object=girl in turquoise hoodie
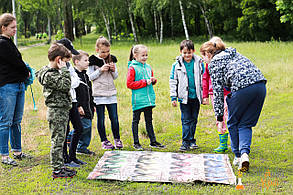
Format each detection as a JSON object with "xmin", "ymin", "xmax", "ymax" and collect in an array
[{"xmin": 127, "ymin": 44, "xmax": 165, "ymax": 150}]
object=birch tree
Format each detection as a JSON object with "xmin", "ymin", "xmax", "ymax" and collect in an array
[
  {"xmin": 126, "ymin": 0, "xmax": 138, "ymax": 43},
  {"xmin": 179, "ymin": 0, "xmax": 189, "ymax": 40}
]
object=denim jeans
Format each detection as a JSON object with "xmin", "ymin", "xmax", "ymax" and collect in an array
[
  {"xmin": 179, "ymin": 98, "xmax": 200, "ymax": 147},
  {"xmin": 132, "ymin": 106, "xmax": 156, "ymax": 144},
  {"xmin": 227, "ymin": 82, "xmax": 266, "ymax": 157},
  {"xmin": 69, "ymin": 118, "xmax": 92, "ymax": 151},
  {"xmin": 0, "ymin": 83, "xmax": 25, "ymax": 155},
  {"xmin": 95, "ymin": 103, "xmax": 120, "ymax": 142}
]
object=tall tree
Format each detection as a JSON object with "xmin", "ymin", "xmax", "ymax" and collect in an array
[
  {"xmin": 63, "ymin": 0, "xmax": 74, "ymax": 41},
  {"xmin": 179, "ymin": 0, "xmax": 189, "ymax": 40},
  {"xmin": 126, "ymin": 0, "xmax": 138, "ymax": 43}
]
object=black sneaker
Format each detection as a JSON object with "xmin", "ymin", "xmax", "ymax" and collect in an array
[
  {"xmin": 133, "ymin": 143, "xmax": 143, "ymax": 151},
  {"xmin": 13, "ymin": 153, "xmax": 33, "ymax": 160},
  {"xmin": 73, "ymin": 158, "xmax": 87, "ymax": 165},
  {"xmin": 179, "ymin": 145, "xmax": 190, "ymax": 151},
  {"xmin": 150, "ymin": 141, "xmax": 165, "ymax": 148},
  {"xmin": 77, "ymin": 149, "xmax": 96, "ymax": 156},
  {"xmin": 52, "ymin": 167, "xmax": 76, "ymax": 179}
]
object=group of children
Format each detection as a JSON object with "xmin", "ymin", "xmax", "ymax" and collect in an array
[{"xmin": 36, "ymin": 36, "xmax": 232, "ymax": 179}]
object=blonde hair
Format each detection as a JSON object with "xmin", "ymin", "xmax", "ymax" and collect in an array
[
  {"xmin": 200, "ymin": 36, "xmax": 226, "ymax": 56},
  {"xmin": 0, "ymin": 13, "xmax": 16, "ymax": 34},
  {"xmin": 129, "ymin": 44, "xmax": 148, "ymax": 61},
  {"xmin": 72, "ymin": 50, "xmax": 89, "ymax": 64},
  {"xmin": 95, "ymin": 36, "xmax": 110, "ymax": 49}
]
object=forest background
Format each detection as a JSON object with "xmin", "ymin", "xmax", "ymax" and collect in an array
[{"xmin": 1, "ymin": 0, "xmax": 293, "ymax": 44}]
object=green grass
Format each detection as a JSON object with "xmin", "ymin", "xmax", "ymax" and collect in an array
[{"xmin": 0, "ymin": 33, "xmax": 292, "ymax": 194}]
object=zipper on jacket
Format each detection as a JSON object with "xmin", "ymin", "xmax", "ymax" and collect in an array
[{"xmin": 83, "ymin": 74, "xmax": 93, "ymax": 118}]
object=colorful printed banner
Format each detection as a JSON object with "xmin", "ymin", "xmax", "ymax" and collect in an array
[{"xmin": 88, "ymin": 150, "xmax": 236, "ymax": 185}]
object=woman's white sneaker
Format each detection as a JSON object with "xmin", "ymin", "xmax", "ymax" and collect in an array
[{"xmin": 239, "ymin": 153, "xmax": 249, "ymax": 172}]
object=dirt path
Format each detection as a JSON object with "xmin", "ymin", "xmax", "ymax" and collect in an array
[{"xmin": 19, "ymin": 42, "xmax": 47, "ymax": 51}]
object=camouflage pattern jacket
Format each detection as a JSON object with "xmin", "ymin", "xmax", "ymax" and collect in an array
[{"xmin": 36, "ymin": 66, "xmax": 72, "ymax": 110}]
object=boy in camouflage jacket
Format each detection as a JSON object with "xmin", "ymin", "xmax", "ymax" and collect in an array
[{"xmin": 36, "ymin": 43, "xmax": 76, "ymax": 179}]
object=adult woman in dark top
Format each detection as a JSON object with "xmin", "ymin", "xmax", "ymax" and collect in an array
[
  {"xmin": 200, "ymin": 37, "xmax": 266, "ymax": 172},
  {"xmin": 0, "ymin": 13, "xmax": 30, "ymax": 166}
]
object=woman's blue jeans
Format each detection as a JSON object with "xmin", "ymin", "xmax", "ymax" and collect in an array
[{"xmin": 0, "ymin": 83, "xmax": 25, "ymax": 156}]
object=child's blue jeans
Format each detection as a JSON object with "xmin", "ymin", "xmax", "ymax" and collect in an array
[
  {"xmin": 179, "ymin": 98, "xmax": 200, "ymax": 147},
  {"xmin": 227, "ymin": 81, "xmax": 266, "ymax": 157},
  {"xmin": 69, "ymin": 118, "xmax": 92, "ymax": 151}
]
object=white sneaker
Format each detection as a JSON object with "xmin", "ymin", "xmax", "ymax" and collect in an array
[
  {"xmin": 239, "ymin": 153, "xmax": 249, "ymax": 172},
  {"xmin": 233, "ymin": 156, "xmax": 241, "ymax": 166}
]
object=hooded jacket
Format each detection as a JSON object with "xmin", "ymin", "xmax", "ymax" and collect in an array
[
  {"xmin": 127, "ymin": 60, "xmax": 156, "ymax": 111},
  {"xmin": 75, "ymin": 68, "xmax": 95, "ymax": 119},
  {"xmin": 36, "ymin": 66, "xmax": 72, "ymax": 110},
  {"xmin": 0, "ymin": 35, "xmax": 29, "ymax": 87},
  {"xmin": 169, "ymin": 54, "xmax": 204, "ymax": 104},
  {"xmin": 208, "ymin": 47, "xmax": 266, "ymax": 118}
]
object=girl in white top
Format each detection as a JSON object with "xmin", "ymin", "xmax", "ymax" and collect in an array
[{"xmin": 87, "ymin": 36, "xmax": 123, "ymax": 150}]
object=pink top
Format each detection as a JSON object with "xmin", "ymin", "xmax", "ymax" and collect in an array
[{"xmin": 202, "ymin": 63, "xmax": 230, "ymax": 98}]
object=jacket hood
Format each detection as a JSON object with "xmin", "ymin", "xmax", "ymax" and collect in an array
[
  {"xmin": 36, "ymin": 66, "xmax": 50, "ymax": 85},
  {"xmin": 212, "ymin": 47, "xmax": 236, "ymax": 62}
]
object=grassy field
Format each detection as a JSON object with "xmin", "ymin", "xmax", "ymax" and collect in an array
[{"xmin": 0, "ymin": 33, "xmax": 292, "ymax": 194}]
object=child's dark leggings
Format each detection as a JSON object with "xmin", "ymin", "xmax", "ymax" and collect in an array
[
  {"xmin": 63, "ymin": 102, "xmax": 83, "ymax": 162},
  {"xmin": 132, "ymin": 106, "xmax": 156, "ymax": 144}
]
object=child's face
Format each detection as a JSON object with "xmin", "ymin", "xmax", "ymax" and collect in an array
[
  {"xmin": 134, "ymin": 48, "xmax": 148, "ymax": 64},
  {"xmin": 201, "ymin": 52, "xmax": 212, "ymax": 64},
  {"xmin": 75, "ymin": 55, "xmax": 89, "ymax": 71},
  {"xmin": 96, "ymin": 45, "xmax": 110, "ymax": 60},
  {"xmin": 180, "ymin": 47, "xmax": 194, "ymax": 63}
]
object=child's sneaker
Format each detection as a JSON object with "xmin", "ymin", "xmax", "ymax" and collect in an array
[
  {"xmin": 239, "ymin": 153, "xmax": 249, "ymax": 172},
  {"xmin": 102, "ymin": 140, "xmax": 115, "ymax": 150},
  {"xmin": 114, "ymin": 139, "xmax": 123, "ymax": 149},
  {"xmin": 77, "ymin": 149, "xmax": 96, "ymax": 156},
  {"xmin": 150, "ymin": 141, "xmax": 165, "ymax": 148},
  {"xmin": 13, "ymin": 153, "xmax": 33, "ymax": 160},
  {"xmin": 73, "ymin": 158, "xmax": 87, "ymax": 165},
  {"xmin": 179, "ymin": 144, "xmax": 190, "ymax": 152},
  {"xmin": 190, "ymin": 143, "xmax": 199, "ymax": 149},
  {"xmin": 52, "ymin": 167, "xmax": 76, "ymax": 179},
  {"xmin": 64, "ymin": 161, "xmax": 80, "ymax": 168},
  {"xmin": 1, "ymin": 157, "xmax": 18, "ymax": 166},
  {"xmin": 233, "ymin": 156, "xmax": 241, "ymax": 166},
  {"xmin": 133, "ymin": 143, "xmax": 143, "ymax": 151}
]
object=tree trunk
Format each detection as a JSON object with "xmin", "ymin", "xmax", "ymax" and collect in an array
[
  {"xmin": 101, "ymin": 9, "xmax": 112, "ymax": 43},
  {"xmin": 198, "ymin": 2, "xmax": 213, "ymax": 38},
  {"xmin": 112, "ymin": 10, "xmax": 117, "ymax": 37},
  {"xmin": 159, "ymin": 11, "xmax": 163, "ymax": 44},
  {"xmin": 86, "ymin": 24, "xmax": 91, "ymax": 34},
  {"xmin": 154, "ymin": 10, "xmax": 159, "ymax": 41},
  {"xmin": 47, "ymin": 16, "xmax": 51, "ymax": 43},
  {"xmin": 63, "ymin": 0, "xmax": 74, "ymax": 41},
  {"xmin": 170, "ymin": 7, "xmax": 174, "ymax": 39},
  {"xmin": 127, "ymin": 0, "xmax": 138, "ymax": 43},
  {"xmin": 179, "ymin": 0, "xmax": 189, "ymax": 40}
]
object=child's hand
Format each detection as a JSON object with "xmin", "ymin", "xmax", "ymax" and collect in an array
[
  {"xmin": 146, "ymin": 79, "xmax": 152, "ymax": 85},
  {"xmin": 202, "ymin": 98, "xmax": 209, "ymax": 105},
  {"xmin": 171, "ymin": 100, "xmax": 177, "ymax": 107},
  {"xmin": 57, "ymin": 59, "xmax": 66, "ymax": 69},
  {"xmin": 150, "ymin": 77, "xmax": 157, "ymax": 85},
  {"xmin": 78, "ymin": 106, "xmax": 85, "ymax": 116},
  {"xmin": 100, "ymin": 64, "xmax": 110, "ymax": 72},
  {"xmin": 109, "ymin": 62, "xmax": 115, "ymax": 72}
]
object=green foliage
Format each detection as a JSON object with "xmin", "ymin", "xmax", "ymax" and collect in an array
[
  {"xmin": 276, "ymin": 0, "xmax": 293, "ymax": 24},
  {"xmin": 54, "ymin": 30, "xmax": 64, "ymax": 40}
]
